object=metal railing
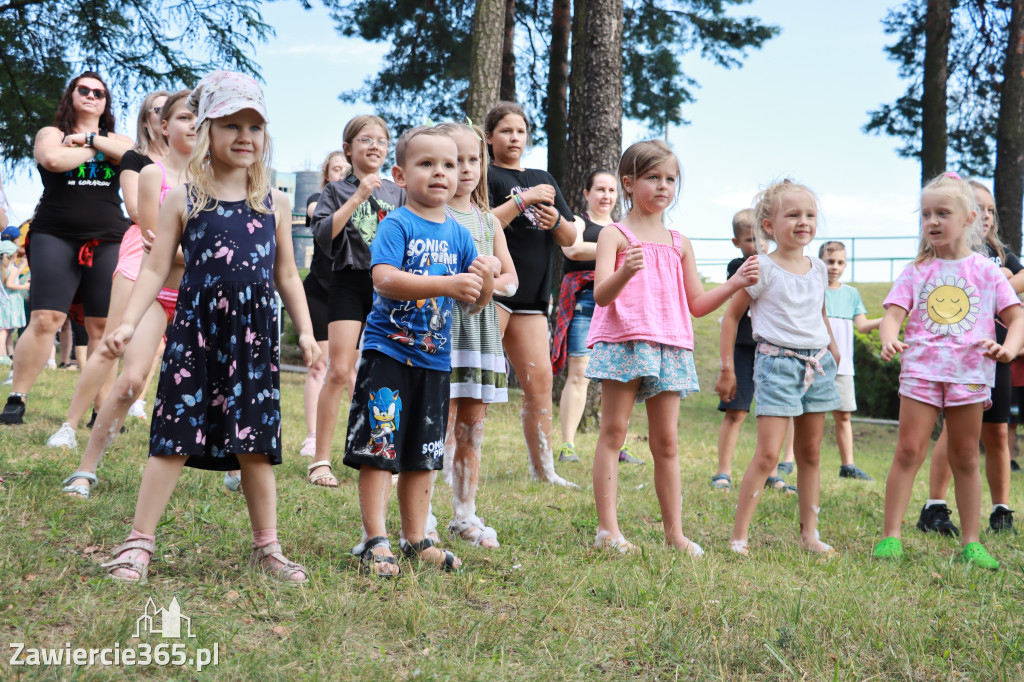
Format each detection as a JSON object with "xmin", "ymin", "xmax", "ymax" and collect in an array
[{"xmin": 690, "ymin": 234, "xmax": 920, "ymax": 282}]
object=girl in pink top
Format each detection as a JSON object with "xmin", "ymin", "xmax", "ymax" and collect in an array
[
  {"xmin": 586, "ymin": 140, "xmax": 758, "ymax": 555},
  {"xmin": 874, "ymin": 172, "xmax": 1023, "ymax": 570}
]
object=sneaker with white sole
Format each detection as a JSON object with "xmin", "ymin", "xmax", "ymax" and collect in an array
[
  {"xmin": 47, "ymin": 422, "xmax": 78, "ymax": 449},
  {"xmin": 127, "ymin": 399, "xmax": 148, "ymax": 419},
  {"xmin": 299, "ymin": 435, "xmax": 316, "ymax": 457}
]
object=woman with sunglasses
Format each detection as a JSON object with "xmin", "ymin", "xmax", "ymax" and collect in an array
[{"xmin": 0, "ymin": 71, "xmax": 132, "ymax": 425}]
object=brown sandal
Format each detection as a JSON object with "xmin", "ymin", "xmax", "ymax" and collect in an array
[{"xmin": 249, "ymin": 543, "xmax": 308, "ymax": 584}]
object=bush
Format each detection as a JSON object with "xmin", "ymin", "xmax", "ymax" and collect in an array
[{"xmin": 852, "ymin": 329, "xmax": 901, "ymax": 420}]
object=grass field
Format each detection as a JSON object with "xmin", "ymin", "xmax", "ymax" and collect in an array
[{"xmin": 3, "ymin": 283, "xmax": 1024, "ymax": 680}]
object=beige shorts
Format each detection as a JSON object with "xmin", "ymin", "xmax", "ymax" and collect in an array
[{"xmin": 835, "ymin": 374, "xmax": 857, "ymax": 413}]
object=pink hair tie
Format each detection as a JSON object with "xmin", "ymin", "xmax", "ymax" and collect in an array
[{"xmin": 943, "ymin": 171, "xmax": 962, "ymax": 180}]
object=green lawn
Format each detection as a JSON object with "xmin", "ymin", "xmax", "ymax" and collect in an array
[{"xmin": 3, "ymin": 283, "xmax": 1024, "ymax": 680}]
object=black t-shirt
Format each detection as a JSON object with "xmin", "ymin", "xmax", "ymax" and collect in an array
[
  {"xmin": 985, "ymin": 243, "xmax": 1022, "ymax": 343},
  {"xmin": 119, "ymin": 149, "xmax": 153, "ymax": 174},
  {"xmin": 562, "ymin": 215, "xmax": 605, "ymax": 275},
  {"xmin": 304, "ymin": 192, "xmax": 333, "ymax": 291},
  {"xmin": 727, "ymin": 256, "xmax": 755, "ymax": 347},
  {"xmin": 32, "ymin": 149, "xmax": 130, "ymax": 241},
  {"xmin": 487, "ymin": 165, "xmax": 573, "ymax": 308}
]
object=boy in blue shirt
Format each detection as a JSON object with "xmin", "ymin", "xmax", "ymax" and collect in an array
[{"xmin": 343, "ymin": 126, "xmax": 493, "ymax": 576}]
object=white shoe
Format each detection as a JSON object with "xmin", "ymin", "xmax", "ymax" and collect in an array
[
  {"xmin": 299, "ymin": 435, "xmax": 316, "ymax": 457},
  {"xmin": 127, "ymin": 399, "xmax": 147, "ymax": 419},
  {"xmin": 47, "ymin": 422, "xmax": 78, "ymax": 449}
]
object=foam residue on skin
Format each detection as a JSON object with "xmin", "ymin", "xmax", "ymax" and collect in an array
[{"xmin": 497, "ymin": 283, "xmax": 518, "ymax": 297}]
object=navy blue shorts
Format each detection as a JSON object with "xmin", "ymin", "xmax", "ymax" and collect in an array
[{"xmin": 718, "ymin": 344, "xmax": 755, "ymax": 413}]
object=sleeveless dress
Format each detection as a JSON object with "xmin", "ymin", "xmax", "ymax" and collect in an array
[
  {"xmin": 445, "ymin": 205, "xmax": 507, "ymax": 402},
  {"xmin": 0, "ymin": 264, "xmax": 26, "ymax": 329},
  {"xmin": 150, "ymin": 194, "xmax": 281, "ymax": 470}
]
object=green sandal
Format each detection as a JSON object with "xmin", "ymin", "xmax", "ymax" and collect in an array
[
  {"xmin": 872, "ymin": 536, "xmax": 903, "ymax": 559},
  {"xmin": 962, "ymin": 542, "xmax": 999, "ymax": 570}
]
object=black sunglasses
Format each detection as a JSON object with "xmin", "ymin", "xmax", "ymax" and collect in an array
[{"xmin": 76, "ymin": 85, "xmax": 107, "ymax": 99}]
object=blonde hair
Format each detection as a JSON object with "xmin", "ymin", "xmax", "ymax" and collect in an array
[
  {"xmin": 914, "ymin": 172, "xmax": 982, "ymax": 265},
  {"xmin": 818, "ymin": 240, "xmax": 845, "ymax": 258},
  {"xmin": 435, "ymin": 121, "xmax": 490, "ymax": 208},
  {"xmin": 617, "ymin": 140, "xmax": 679, "ymax": 214},
  {"xmin": 732, "ymin": 208, "xmax": 753, "ymax": 238},
  {"xmin": 132, "ymin": 90, "xmax": 170, "ymax": 156},
  {"xmin": 319, "ymin": 151, "xmax": 347, "ymax": 189},
  {"xmin": 394, "ymin": 125, "xmax": 454, "ymax": 167},
  {"xmin": 186, "ymin": 119, "xmax": 273, "ymax": 219},
  {"xmin": 342, "ymin": 115, "xmax": 390, "ymax": 166},
  {"xmin": 968, "ymin": 179, "xmax": 1004, "ymax": 262},
  {"xmin": 750, "ymin": 179, "xmax": 819, "ymax": 255}
]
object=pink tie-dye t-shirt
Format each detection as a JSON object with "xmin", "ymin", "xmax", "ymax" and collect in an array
[{"xmin": 883, "ymin": 253, "xmax": 1020, "ymax": 386}]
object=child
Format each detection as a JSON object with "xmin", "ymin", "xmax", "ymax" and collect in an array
[
  {"xmin": 587, "ymin": 140, "xmax": 757, "ymax": 555},
  {"xmin": 0, "ymin": 241, "xmax": 26, "ymax": 361},
  {"xmin": 101, "ymin": 71, "xmax": 319, "ymax": 583},
  {"xmin": 343, "ymin": 125, "xmax": 493, "ymax": 576},
  {"xmin": 718, "ymin": 179, "xmax": 841, "ymax": 557},
  {"xmin": 917, "ymin": 179, "xmax": 1024, "ymax": 535},
  {"xmin": 309, "ymin": 115, "xmax": 404, "ymax": 489},
  {"xmin": 59, "ymin": 89, "xmax": 195, "ymax": 499},
  {"xmin": 433, "ymin": 121, "xmax": 517, "ymax": 548},
  {"xmin": 485, "ymin": 101, "xmax": 577, "ymax": 487},
  {"xmin": 819, "ymin": 240, "xmax": 881, "ymax": 481},
  {"xmin": 873, "ymin": 172, "xmax": 1023, "ymax": 570}
]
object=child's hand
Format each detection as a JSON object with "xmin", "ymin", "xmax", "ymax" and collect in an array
[
  {"xmin": 880, "ymin": 339, "xmax": 908, "ymax": 361},
  {"xmin": 105, "ymin": 324, "xmax": 136, "ymax": 357},
  {"xmin": 482, "ymin": 255, "xmax": 502, "ymax": 277},
  {"xmin": 522, "ymin": 184, "xmax": 555, "ymax": 206},
  {"xmin": 621, "ymin": 244, "xmax": 644, "ymax": 277},
  {"xmin": 468, "ymin": 256, "xmax": 494, "ymax": 283},
  {"xmin": 448, "ymin": 272, "xmax": 484, "ymax": 302},
  {"xmin": 980, "ymin": 338, "xmax": 1013, "ymax": 362},
  {"xmin": 715, "ymin": 369, "xmax": 737, "ymax": 402},
  {"xmin": 355, "ymin": 174, "xmax": 382, "ymax": 202},
  {"xmin": 535, "ymin": 204, "xmax": 562, "ymax": 230},
  {"xmin": 141, "ymin": 228, "xmax": 156, "ymax": 254},
  {"xmin": 736, "ymin": 255, "xmax": 759, "ymax": 286},
  {"xmin": 299, "ymin": 332, "xmax": 320, "ymax": 368}
]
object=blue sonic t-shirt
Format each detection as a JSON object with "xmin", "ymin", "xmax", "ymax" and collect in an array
[{"xmin": 364, "ymin": 206, "xmax": 479, "ymax": 371}]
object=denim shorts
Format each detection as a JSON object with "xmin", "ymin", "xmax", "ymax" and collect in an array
[
  {"xmin": 586, "ymin": 340, "xmax": 699, "ymax": 402},
  {"xmin": 567, "ymin": 288, "xmax": 595, "ymax": 357},
  {"xmin": 754, "ymin": 347, "xmax": 841, "ymax": 417}
]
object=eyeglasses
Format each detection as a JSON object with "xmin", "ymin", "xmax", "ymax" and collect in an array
[
  {"xmin": 76, "ymin": 85, "xmax": 107, "ymax": 99},
  {"xmin": 147, "ymin": 106, "xmax": 161, "ymax": 114},
  {"xmin": 354, "ymin": 137, "xmax": 389, "ymax": 149}
]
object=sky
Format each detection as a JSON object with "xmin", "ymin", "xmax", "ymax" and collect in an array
[{"xmin": 2, "ymin": 0, "xmax": 926, "ymax": 281}]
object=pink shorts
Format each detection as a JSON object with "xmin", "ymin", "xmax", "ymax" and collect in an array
[
  {"xmin": 116, "ymin": 224, "xmax": 178, "ymax": 322},
  {"xmin": 899, "ymin": 376, "xmax": 992, "ymax": 410}
]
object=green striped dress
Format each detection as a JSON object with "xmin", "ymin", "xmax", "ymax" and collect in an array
[{"xmin": 446, "ymin": 205, "xmax": 507, "ymax": 403}]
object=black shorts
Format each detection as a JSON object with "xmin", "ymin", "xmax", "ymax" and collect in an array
[
  {"xmin": 303, "ymin": 274, "xmax": 330, "ymax": 342},
  {"xmin": 984, "ymin": 361, "xmax": 1012, "ymax": 424},
  {"xmin": 329, "ymin": 267, "xmax": 374, "ymax": 324},
  {"xmin": 1011, "ymin": 387, "xmax": 1024, "ymax": 424},
  {"xmin": 343, "ymin": 350, "xmax": 449, "ymax": 473},
  {"xmin": 718, "ymin": 344, "xmax": 756, "ymax": 413},
  {"xmin": 28, "ymin": 232, "xmax": 120, "ymax": 317}
]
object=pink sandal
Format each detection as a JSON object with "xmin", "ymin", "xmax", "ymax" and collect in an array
[
  {"xmin": 100, "ymin": 539, "xmax": 155, "ymax": 584},
  {"xmin": 249, "ymin": 543, "xmax": 308, "ymax": 584}
]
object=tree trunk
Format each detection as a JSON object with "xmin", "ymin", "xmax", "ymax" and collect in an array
[
  {"xmin": 995, "ymin": 0, "xmax": 1024, "ymax": 255},
  {"xmin": 500, "ymin": 0, "xmax": 517, "ymax": 103},
  {"xmin": 564, "ymin": 0, "xmax": 621, "ymax": 210},
  {"xmin": 564, "ymin": 0, "xmax": 587, "ymax": 214},
  {"xmin": 467, "ymin": 0, "xmax": 506, "ymax": 123},
  {"xmin": 921, "ymin": 0, "xmax": 951, "ymax": 184},
  {"xmin": 546, "ymin": 0, "xmax": 571, "ymax": 190}
]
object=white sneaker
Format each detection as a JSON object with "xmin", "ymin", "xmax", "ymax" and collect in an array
[
  {"xmin": 47, "ymin": 422, "xmax": 78, "ymax": 449},
  {"xmin": 127, "ymin": 399, "xmax": 147, "ymax": 419},
  {"xmin": 299, "ymin": 435, "xmax": 316, "ymax": 457}
]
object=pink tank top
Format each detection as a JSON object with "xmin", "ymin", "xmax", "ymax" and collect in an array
[{"xmin": 586, "ymin": 223, "xmax": 694, "ymax": 350}]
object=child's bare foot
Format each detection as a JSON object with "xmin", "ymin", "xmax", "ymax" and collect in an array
[
  {"xmin": 671, "ymin": 536, "xmax": 704, "ymax": 557},
  {"xmin": 729, "ymin": 539, "xmax": 750, "ymax": 556},
  {"xmin": 449, "ymin": 516, "xmax": 500, "ymax": 548},
  {"xmin": 799, "ymin": 536, "xmax": 838, "ymax": 557},
  {"xmin": 595, "ymin": 529, "xmax": 635, "ymax": 553}
]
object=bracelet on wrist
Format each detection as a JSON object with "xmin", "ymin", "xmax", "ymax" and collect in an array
[
  {"xmin": 511, "ymin": 191, "xmax": 526, "ymax": 214},
  {"xmin": 87, "ymin": 133, "xmax": 95, "ymax": 147}
]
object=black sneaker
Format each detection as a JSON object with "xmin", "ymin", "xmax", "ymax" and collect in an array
[
  {"xmin": 85, "ymin": 410, "xmax": 98, "ymax": 429},
  {"xmin": 917, "ymin": 503, "xmax": 960, "ymax": 537},
  {"xmin": 839, "ymin": 464, "xmax": 874, "ymax": 481},
  {"xmin": 777, "ymin": 462, "xmax": 794, "ymax": 475},
  {"xmin": 1011, "ymin": 459, "xmax": 1021, "ymax": 473},
  {"xmin": 990, "ymin": 507, "xmax": 1016, "ymax": 533},
  {"xmin": 0, "ymin": 395, "xmax": 25, "ymax": 424}
]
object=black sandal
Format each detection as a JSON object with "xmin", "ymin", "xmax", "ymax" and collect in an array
[
  {"xmin": 359, "ymin": 536, "xmax": 400, "ymax": 578},
  {"xmin": 400, "ymin": 537, "xmax": 460, "ymax": 572}
]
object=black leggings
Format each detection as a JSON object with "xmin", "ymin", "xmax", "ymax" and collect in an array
[{"xmin": 28, "ymin": 232, "xmax": 120, "ymax": 318}]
